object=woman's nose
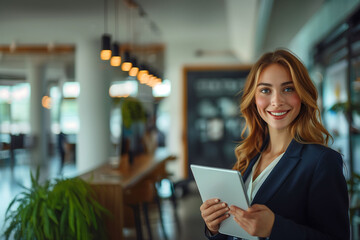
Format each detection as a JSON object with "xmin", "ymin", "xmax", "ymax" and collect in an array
[{"xmin": 271, "ymin": 92, "xmax": 284, "ymax": 106}]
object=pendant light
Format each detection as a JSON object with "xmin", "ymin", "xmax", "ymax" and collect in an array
[
  {"xmin": 110, "ymin": 42, "xmax": 121, "ymax": 66},
  {"xmin": 128, "ymin": 5, "xmax": 140, "ymax": 77},
  {"xmin": 110, "ymin": 0, "xmax": 121, "ymax": 66},
  {"xmin": 101, "ymin": 35, "xmax": 112, "ymax": 60},
  {"xmin": 122, "ymin": 4, "xmax": 134, "ymax": 72},
  {"xmin": 129, "ymin": 58, "xmax": 139, "ymax": 77},
  {"xmin": 137, "ymin": 64, "xmax": 149, "ymax": 83},
  {"xmin": 100, "ymin": 0, "xmax": 112, "ymax": 60},
  {"xmin": 121, "ymin": 50, "xmax": 132, "ymax": 71}
]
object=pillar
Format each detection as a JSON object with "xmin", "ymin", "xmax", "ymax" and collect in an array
[
  {"xmin": 27, "ymin": 59, "xmax": 47, "ymax": 165},
  {"xmin": 75, "ymin": 39, "xmax": 111, "ymax": 173}
]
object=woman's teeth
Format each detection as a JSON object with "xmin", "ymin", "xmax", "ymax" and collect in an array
[{"xmin": 270, "ymin": 111, "xmax": 287, "ymax": 116}]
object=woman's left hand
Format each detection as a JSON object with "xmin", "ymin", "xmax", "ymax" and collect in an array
[{"xmin": 229, "ymin": 204, "xmax": 275, "ymax": 237}]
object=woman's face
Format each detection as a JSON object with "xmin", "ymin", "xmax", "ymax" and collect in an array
[{"xmin": 255, "ymin": 63, "xmax": 301, "ymax": 132}]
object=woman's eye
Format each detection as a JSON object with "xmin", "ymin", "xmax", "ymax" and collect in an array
[
  {"xmin": 284, "ymin": 87, "xmax": 295, "ymax": 93},
  {"xmin": 260, "ymin": 88, "xmax": 270, "ymax": 94}
]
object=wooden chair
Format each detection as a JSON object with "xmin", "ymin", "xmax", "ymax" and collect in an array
[
  {"xmin": 148, "ymin": 159, "xmax": 180, "ymax": 232},
  {"xmin": 124, "ymin": 178, "xmax": 168, "ymax": 240}
]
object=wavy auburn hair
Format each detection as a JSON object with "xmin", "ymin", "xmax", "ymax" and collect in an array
[{"xmin": 233, "ymin": 49, "xmax": 332, "ymax": 173}]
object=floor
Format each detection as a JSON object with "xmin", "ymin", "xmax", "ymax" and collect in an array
[
  {"xmin": 123, "ymin": 181, "xmax": 206, "ymax": 240},
  {"xmin": 0, "ymin": 150, "xmax": 206, "ymax": 240}
]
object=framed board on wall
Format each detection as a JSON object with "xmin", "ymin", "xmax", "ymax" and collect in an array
[{"xmin": 183, "ymin": 66, "xmax": 251, "ymax": 178}]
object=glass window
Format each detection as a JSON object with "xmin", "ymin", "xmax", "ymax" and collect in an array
[
  {"xmin": 60, "ymin": 99, "xmax": 79, "ymax": 135},
  {"xmin": 322, "ymin": 60, "xmax": 350, "ymax": 169},
  {"xmin": 10, "ymin": 83, "xmax": 31, "ymax": 134}
]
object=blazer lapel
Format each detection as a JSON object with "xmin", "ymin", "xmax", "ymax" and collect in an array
[
  {"xmin": 242, "ymin": 153, "xmax": 260, "ymax": 182},
  {"xmin": 242, "ymin": 137, "xmax": 269, "ymax": 182},
  {"xmin": 251, "ymin": 139, "xmax": 303, "ymax": 205}
]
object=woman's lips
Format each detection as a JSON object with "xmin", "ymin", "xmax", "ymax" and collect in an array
[{"xmin": 267, "ymin": 110, "xmax": 290, "ymax": 119}]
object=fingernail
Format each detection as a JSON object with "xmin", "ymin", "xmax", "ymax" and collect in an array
[
  {"xmin": 222, "ymin": 203, "xmax": 226, "ymax": 207},
  {"xmin": 215, "ymin": 199, "xmax": 219, "ymax": 203}
]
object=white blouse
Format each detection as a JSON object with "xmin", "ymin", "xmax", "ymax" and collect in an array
[{"xmin": 245, "ymin": 153, "xmax": 284, "ymax": 203}]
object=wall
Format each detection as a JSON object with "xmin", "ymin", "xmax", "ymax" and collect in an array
[
  {"xmin": 163, "ymin": 39, "xmax": 240, "ymax": 180},
  {"xmin": 289, "ymin": 0, "xmax": 360, "ymax": 65}
]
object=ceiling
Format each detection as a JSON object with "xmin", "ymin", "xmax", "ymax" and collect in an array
[
  {"xmin": 134, "ymin": 0, "xmax": 325, "ymax": 62},
  {"xmin": 0, "ymin": 0, "xmax": 325, "ymax": 80}
]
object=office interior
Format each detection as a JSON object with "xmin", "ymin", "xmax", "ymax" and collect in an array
[{"xmin": 1, "ymin": 0, "xmax": 360, "ymax": 239}]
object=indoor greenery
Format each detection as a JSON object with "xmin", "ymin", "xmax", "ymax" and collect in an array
[
  {"xmin": 3, "ymin": 168, "xmax": 109, "ymax": 240},
  {"xmin": 114, "ymin": 97, "xmax": 146, "ymax": 129},
  {"xmin": 329, "ymin": 101, "xmax": 360, "ymax": 115}
]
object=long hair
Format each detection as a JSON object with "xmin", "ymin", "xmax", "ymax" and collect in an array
[{"xmin": 233, "ymin": 49, "xmax": 332, "ymax": 173}]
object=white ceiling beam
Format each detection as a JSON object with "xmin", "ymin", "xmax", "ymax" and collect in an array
[
  {"xmin": 254, "ymin": 0, "xmax": 274, "ymax": 58},
  {"xmin": 225, "ymin": 0, "xmax": 259, "ymax": 63}
]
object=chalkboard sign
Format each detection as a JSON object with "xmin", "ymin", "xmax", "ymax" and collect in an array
[{"xmin": 183, "ymin": 66, "xmax": 251, "ymax": 178}]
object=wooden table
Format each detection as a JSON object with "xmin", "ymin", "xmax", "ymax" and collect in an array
[{"xmin": 79, "ymin": 148, "xmax": 176, "ymax": 240}]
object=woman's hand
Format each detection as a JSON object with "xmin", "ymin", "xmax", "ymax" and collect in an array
[
  {"xmin": 200, "ymin": 198, "xmax": 230, "ymax": 235},
  {"xmin": 229, "ymin": 204, "xmax": 275, "ymax": 237}
]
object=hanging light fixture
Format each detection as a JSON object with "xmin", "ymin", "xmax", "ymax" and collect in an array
[
  {"xmin": 121, "ymin": 50, "xmax": 132, "ymax": 71},
  {"xmin": 110, "ymin": 0, "xmax": 121, "ymax": 66},
  {"xmin": 110, "ymin": 42, "xmax": 121, "ymax": 66},
  {"xmin": 129, "ymin": 58, "xmax": 139, "ymax": 77},
  {"xmin": 100, "ymin": 0, "xmax": 112, "ymax": 60},
  {"xmin": 128, "ymin": 6, "xmax": 139, "ymax": 77},
  {"xmin": 137, "ymin": 63, "xmax": 149, "ymax": 83},
  {"xmin": 146, "ymin": 68, "xmax": 159, "ymax": 87},
  {"xmin": 101, "ymin": 34, "xmax": 112, "ymax": 60}
]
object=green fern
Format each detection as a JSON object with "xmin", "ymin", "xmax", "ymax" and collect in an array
[{"xmin": 3, "ymin": 168, "xmax": 109, "ymax": 240}]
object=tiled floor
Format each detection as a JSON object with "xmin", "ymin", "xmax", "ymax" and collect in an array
[{"xmin": 0, "ymin": 151, "xmax": 206, "ymax": 240}]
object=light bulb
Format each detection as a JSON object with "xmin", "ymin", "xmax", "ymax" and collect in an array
[
  {"xmin": 121, "ymin": 62, "xmax": 132, "ymax": 71},
  {"xmin": 110, "ymin": 56, "xmax": 121, "ymax": 66},
  {"xmin": 137, "ymin": 70, "xmax": 148, "ymax": 82},
  {"xmin": 140, "ymin": 73, "xmax": 149, "ymax": 84},
  {"xmin": 100, "ymin": 50, "xmax": 112, "ymax": 60},
  {"xmin": 129, "ymin": 67, "xmax": 139, "ymax": 77}
]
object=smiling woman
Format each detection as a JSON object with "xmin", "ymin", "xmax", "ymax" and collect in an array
[
  {"xmin": 255, "ymin": 63, "xmax": 301, "ymax": 132},
  {"xmin": 200, "ymin": 49, "xmax": 350, "ymax": 240}
]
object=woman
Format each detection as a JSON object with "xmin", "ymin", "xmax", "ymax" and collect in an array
[{"xmin": 200, "ymin": 49, "xmax": 350, "ymax": 240}]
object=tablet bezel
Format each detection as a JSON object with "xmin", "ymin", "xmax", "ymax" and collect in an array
[{"xmin": 191, "ymin": 164, "xmax": 259, "ymax": 240}]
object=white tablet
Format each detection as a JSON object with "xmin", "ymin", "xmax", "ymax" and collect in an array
[{"xmin": 191, "ymin": 164, "xmax": 259, "ymax": 240}]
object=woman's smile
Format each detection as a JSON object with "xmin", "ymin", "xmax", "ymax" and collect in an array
[{"xmin": 268, "ymin": 110, "xmax": 289, "ymax": 117}]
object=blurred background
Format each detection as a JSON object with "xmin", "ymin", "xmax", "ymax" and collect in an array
[{"xmin": 1, "ymin": 0, "xmax": 360, "ymax": 239}]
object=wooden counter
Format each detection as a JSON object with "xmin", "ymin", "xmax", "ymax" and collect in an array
[{"xmin": 79, "ymin": 148, "xmax": 176, "ymax": 240}]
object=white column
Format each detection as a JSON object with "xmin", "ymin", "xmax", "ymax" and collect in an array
[
  {"xmin": 75, "ymin": 39, "xmax": 111, "ymax": 173},
  {"xmin": 27, "ymin": 59, "xmax": 46, "ymax": 165}
]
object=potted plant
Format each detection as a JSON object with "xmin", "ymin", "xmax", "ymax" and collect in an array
[
  {"xmin": 3, "ymin": 168, "xmax": 109, "ymax": 240},
  {"xmin": 113, "ymin": 97, "xmax": 147, "ymax": 165},
  {"xmin": 114, "ymin": 97, "xmax": 146, "ymax": 129}
]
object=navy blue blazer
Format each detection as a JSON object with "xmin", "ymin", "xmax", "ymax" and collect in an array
[{"xmin": 206, "ymin": 139, "xmax": 350, "ymax": 240}]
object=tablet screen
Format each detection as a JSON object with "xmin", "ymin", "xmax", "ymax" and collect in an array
[{"xmin": 191, "ymin": 164, "xmax": 259, "ymax": 240}]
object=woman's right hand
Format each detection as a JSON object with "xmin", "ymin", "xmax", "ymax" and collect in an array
[{"xmin": 200, "ymin": 198, "xmax": 230, "ymax": 235}]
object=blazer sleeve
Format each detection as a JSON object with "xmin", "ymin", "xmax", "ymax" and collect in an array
[
  {"xmin": 269, "ymin": 148, "xmax": 350, "ymax": 240},
  {"xmin": 204, "ymin": 225, "xmax": 229, "ymax": 240}
]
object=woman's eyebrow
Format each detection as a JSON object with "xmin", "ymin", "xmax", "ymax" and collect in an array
[
  {"xmin": 257, "ymin": 83, "xmax": 271, "ymax": 87},
  {"xmin": 281, "ymin": 81, "xmax": 294, "ymax": 86},
  {"xmin": 257, "ymin": 81, "xmax": 293, "ymax": 87}
]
